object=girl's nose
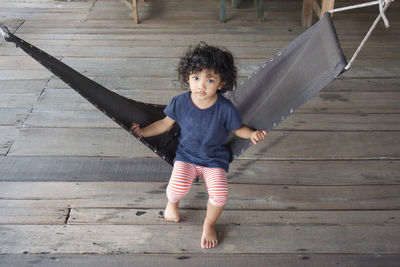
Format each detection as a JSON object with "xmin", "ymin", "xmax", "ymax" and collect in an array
[{"xmin": 199, "ymin": 79, "xmax": 206, "ymax": 89}]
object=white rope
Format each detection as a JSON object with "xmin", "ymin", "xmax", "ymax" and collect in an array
[
  {"xmin": 344, "ymin": 0, "xmax": 393, "ymax": 70},
  {"xmin": 0, "ymin": 26, "xmax": 10, "ymax": 40},
  {"xmin": 379, "ymin": 0, "xmax": 390, "ymax": 28},
  {"xmin": 329, "ymin": 0, "xmax": 381, "ymax": 13},
  {"xmin": 328, "ymin": 0, "xmax": 394, "ymax": 70}
]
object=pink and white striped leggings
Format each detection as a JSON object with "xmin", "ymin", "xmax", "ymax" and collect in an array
[{"xmin": 166, "ymin": 161, "xmax": 228, "ymax": 207}]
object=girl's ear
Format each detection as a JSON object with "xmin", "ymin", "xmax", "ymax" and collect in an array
[{"xmin": 218, "ymin": 81, "xmax": 225, "ymax": 91}]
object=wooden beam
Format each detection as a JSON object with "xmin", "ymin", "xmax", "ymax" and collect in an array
[{"xmin": 132, "ymin": 0, "xmax": 138, "ymax": 24}]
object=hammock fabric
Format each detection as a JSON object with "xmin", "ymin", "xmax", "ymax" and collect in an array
[{"xmin": 1, "ymin": 13, "xmax": 346, "ymax": 166}]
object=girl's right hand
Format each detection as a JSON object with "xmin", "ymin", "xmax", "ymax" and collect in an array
[{"xmin": 130, "ymin": 123, "xmax": 144, "ymax": 137}]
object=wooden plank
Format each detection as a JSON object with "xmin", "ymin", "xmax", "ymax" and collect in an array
[
  {"xmin": 1, "ymin": 156, "xmax": 399, "ymax": 185},
  {"xmin": 229, "ymin": 159, "xmax": 400, "ymax": 185},
  {"xmin": 0, "ymin": 207, "xmax": 67, "ymax": 224},
  {"xmin": 2, "ymin": 43, "xmax": 400, "ymax": 60},
  {"xmin": 0, "ymin": 80, "xmax": 47, "ymax": 91},
  {"xmin": 1, "ymin": 253, "xmax": 400, "ymax": 267},
  {"xmin": 57, "ymin": 57, "xmax": 400, "ymax": 78},
  {"xmin": 0, "ymin": 93, "xmax": 40, "ymax": 109},
  {"xmin": 1, "ymin": 182, "xmax": 399, "ymax": 210},
  {"xmin": 1, "ymin": 224, "xmax": 399, "ymax": 253},
  {"xmin": 45, "ymin": 76, "xmax": 400, "ymax": 93},
  {"xmin": 0, "ymin": 70, "xmax": 51, "ymax": 80},
  {"xmin": 25, "ymin": 110, "xmax": 400, "ymax": 131},
  {"xmin": 46, "ymin": 76, "xmax": 180, "ymax": 91},
  {"xmin": 69, "ymin": 208, "xmax": 400, "ymax": 226},
  {"xmin": 0, "ymin": 108, "xmax": 29, "ymax": 126},
  {"xmin": 277, "ymin": 114, "xmax": 400, "ymax": 131},
  {"xmin": 0, "ymin": 156, "xmax": 172, "ymax": 182},
  {"xmin": 34, "ymin": 88, "xmax": 400, "ymax": 113},
  {"xmin": 243, "ymin": 130, "xmax": 400, "ymax": 160},
  {"xmin": 8, "ymin": 128, "xmax": 400, "ymax": 159},
  {"xmin": 7, "ymin": 128, "xmax": 153, "ymax": 157},
  {"xmin": 0, "ymin": 126, "xmax": 18, "ymax": 155}
]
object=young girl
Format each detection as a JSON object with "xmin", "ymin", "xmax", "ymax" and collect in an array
[{"xmin": 131, "ymin": 43, "xmax": 267, "ymax": 249}]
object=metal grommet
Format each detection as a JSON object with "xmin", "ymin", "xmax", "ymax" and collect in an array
[
  {"xmin": 277, "ymin": 52, "xmax": 282, "ymax": 56},
  {"xmin": 269, "ymin": 58, "xmax": 274, "ymax": 62}
]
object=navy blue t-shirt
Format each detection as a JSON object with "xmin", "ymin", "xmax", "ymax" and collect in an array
[{"xmin": 164, "ymin": 91, "xmax": 242, "ymax": 172}]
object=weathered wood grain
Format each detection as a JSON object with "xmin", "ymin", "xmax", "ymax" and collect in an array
[
  {"xmin": 69, "ymin": 208, "xmax": 400, "ymax": 226},
  {"xmin": 1, "ymin": 182, "xmax": 399, "ymax": 210},
  {"xmin": 0, "ymin": 156, "xmax": 172, "ymax": 182},
  {"xmin": 0, "ymin": 207, "xmax": 67, "ymax": 224},
  {"xmin": 7, "ymin": 128, "xmax": 152, "ymax": 157},
  {"xmin": 0, "ymin": 108, "xmax": 29, "ymax": 126},
  {"xmin": 0, "ymin": 126, "xmax": 18, "ymax": 155},
  {"xmin": 56, "ymin": 57, "xmax": 400, "ymax": 78},
  {"xmin": 8, "ymin": 128, "xmax": 400, "ymax": 159},
  {"xmin": 0, "ymin": 0, "xmax": 399, "ymax": 262},
  {"xmin": 34, "ymin": 88, "xmax": 400, "ymax": 113},
  {"xmin": 24, "ymin": 110, "xmax": 400, "ymax": 131},
  {"xmin": 1, "ymin": 156, "xmax": 399, "ymax": 185},
  {"xmin": 44, "ymin": 76, "xmax": 400, "ymax": 93},
  {"xmin": 1, "ymin": 224, "xmax": 399, "ymax": 254},
  {"xmin": 1, "ymin": 253, "xmax": 399, "ymax": 267}
]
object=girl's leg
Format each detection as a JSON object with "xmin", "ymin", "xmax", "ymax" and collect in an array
[
  {"xmin": 165, "ymin": 161, "xmax": 198, "ymax": 222},
  {"xmin": 202, "ymin": 199, "xmax": 225, "ymax": 249},
  {"xmin": 201, "ymin": 167, "xmax": 228, "ymax": 248}
]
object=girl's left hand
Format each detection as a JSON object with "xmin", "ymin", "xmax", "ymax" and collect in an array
[{"xmin": 250, "ymin": 130, "xmax": 267, "ymax": 144}]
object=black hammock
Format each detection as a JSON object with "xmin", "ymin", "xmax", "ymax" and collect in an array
[{"xmin": 1, "ymin": 13, "xmax": 346, "ymax": 166}]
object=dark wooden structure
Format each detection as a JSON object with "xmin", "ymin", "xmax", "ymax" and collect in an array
[{"xmin": 0, "ymin": 0, "xmax": 399, "ymax": 265}]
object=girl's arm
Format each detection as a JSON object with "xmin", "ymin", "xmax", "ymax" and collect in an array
[
  {"xmin": 233, "ymin": 125, "xmax": 267, "ymax": 144},
  {"xmin": 131, "ymin": 116, "xmax": 175, "ymax": 138}
]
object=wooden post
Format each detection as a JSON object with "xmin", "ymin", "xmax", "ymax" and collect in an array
[
  {"xmin": 302, "ymin": 0, "xmax": 314, "ymax": 28},
  {"xmin": 254, "ymin": 0, "xmax": 264, "ymax": 22},
  {"xmin": 132, "ymin": 0, "xmax": 139, "ymax": 24},
  {"xmin": 220, "ymin": 0, "xmax": 226, "ymax": 22},
  {"xmin": 321, "ymin": 0, "xmax": 335, "ymax": 17},
  {"xmin": 232, "ymin": 0, "xmax": 241, "ymax": 9}
]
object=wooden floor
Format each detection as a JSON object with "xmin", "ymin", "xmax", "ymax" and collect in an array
[{"xmin": 1, "ymin": 0, "xmax": 400, "ymax": 266}]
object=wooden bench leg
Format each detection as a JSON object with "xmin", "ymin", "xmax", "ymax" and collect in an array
[
  {"xmin": 220, "ymin": 0, "xmax": 226, "ymax": 22},
  {"xmin": 321, "ymin": 0, "xmax": 335, "ymax": 16},
  {"xmin": 132, "ymin": 0, "xmax": 139, "ymax": 24},
  {"xmin": 254, "ymin": 0, "xmax": 264, "ymax": 22},
  {"xmin": 302, "ymin": 0, "xmax": 314, "ymax": 28},
  {"xmin": 232, "ymin": 0, "xmax": 241, "ymax": 8}
]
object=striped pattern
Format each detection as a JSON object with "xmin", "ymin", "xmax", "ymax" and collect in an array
[{"xmin": 167, "ymin": 161, "xmax": 228, "ymax": 206}]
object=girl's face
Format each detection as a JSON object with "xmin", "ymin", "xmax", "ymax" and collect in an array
[{"xmin": 188, "ymin": 69, "xmax": 223, "ymax": 105}]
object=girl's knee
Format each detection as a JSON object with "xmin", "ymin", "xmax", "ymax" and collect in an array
[
  {"xmin": 166, "ymin": 186, "xmax": 183, "ymax": 203},
  {"xmin": 209, "ymin": 195, "xmax": 227, "ymax": 207}
]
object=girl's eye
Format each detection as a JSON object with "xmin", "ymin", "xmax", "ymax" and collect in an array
[
  {"xmin": 193, "ymin": 76, "xmax": 199, "ymax": 80},
  {"xmin": 208, "ymin": 79, "xmax": 214, "ymax": 83}
]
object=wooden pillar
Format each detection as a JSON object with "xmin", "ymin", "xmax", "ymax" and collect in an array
[
  {"xmin": 302, "ymin": 0, "xmax": 314, "ymax": 28},
  {"xmin": 132, "ymin": 0, "xmax": 139, "ymax": 24},
  {"xmin": 220, "ymin": 0, "xmax": 226, "ymax": 22},
  {"xmin": 321, "ymin": 0, "xmax": 335, "ymax": 17},
  {"xmin": 232, "ymin": 0, "xmax": 241, "ymax": 9},
  {"xmin": 254, "ymin": 0, "xmax": 264, "ymax": 22}
]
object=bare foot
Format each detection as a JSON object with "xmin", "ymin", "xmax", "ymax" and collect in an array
[
  {"xmin": 164, "ymin": 201, "xmax": 180, "ymax": 222},
  {"xmin": 201, "ymin": 222, "xmax": 218, "ymax": 249}
]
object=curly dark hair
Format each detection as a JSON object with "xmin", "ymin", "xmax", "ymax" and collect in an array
[{"xmin": 177, "ymin": 42, "xmax": 237, "ymax": 93}]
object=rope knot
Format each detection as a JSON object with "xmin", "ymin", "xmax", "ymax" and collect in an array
[{"xmin": 380, "ymin": 0, "xmax": 392, "ymax": 28}]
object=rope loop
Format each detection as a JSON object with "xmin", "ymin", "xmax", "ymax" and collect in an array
[
  {"xmin": 379, "ymin": 0, "xmax": 391, "ymax": 28},
  {"xmin": 0, "ymin": 26, "xmax": 11, "ymax": 40}
]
